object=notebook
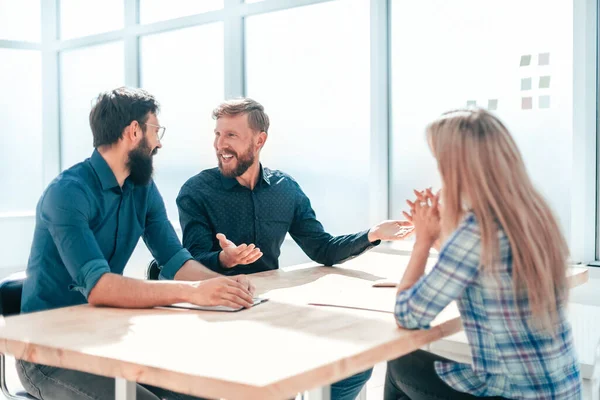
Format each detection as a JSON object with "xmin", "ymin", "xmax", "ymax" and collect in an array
[{"xmin": 167, "ymin": 297, "xmax": 268, "ymax": 312}]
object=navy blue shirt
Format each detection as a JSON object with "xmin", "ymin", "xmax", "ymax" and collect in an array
[
  {"xmin": 21, "ymin": 150, "xmax": 193, "ymax": 313},
  {"xmin": 176, "ymin": 166, "xmax": 378, "ymax": 275}
]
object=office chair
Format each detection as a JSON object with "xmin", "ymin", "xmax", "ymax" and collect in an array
[
  {"xmin": 0, "ymin": 273, "xmax": 35, "ymax": 399},
  {"xmin": 147, "ymin": 259, "xmax": 160, "ymax": 281}
]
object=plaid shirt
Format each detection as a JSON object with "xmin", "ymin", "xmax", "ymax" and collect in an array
[{"xmin": 395, "ymin": 213, "xmax": 581, "ymax": 399}]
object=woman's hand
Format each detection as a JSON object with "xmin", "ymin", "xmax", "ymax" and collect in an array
[{"xmin": 403, "ymin": 188, "xmax": 441, "ymax": 249}]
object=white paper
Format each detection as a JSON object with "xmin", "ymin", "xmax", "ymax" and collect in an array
[{"xmin": 167, "ymin": 297, "xmax": 268, "ymax": 312}]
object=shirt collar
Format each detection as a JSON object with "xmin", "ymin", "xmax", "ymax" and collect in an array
[
  {"xmin": 90, "ymin": 149, "xmax": 121, "ymax": 191},
  {"xmin": 220, "ymin": 164, "xmax": 271, "ymax": 190}
]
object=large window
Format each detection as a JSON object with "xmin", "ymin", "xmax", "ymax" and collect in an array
[
  {"xmin": 0, "ymin": 49, "xmax": 42, "ymax": 212},
  {"xmin": 0, "ymin": 0, "xmax": 596, "ymax": 271},
  {"xmin": 140, "ymin": 0, "xmax": 223, "ymax": 24},
  {"xmin": 60, "ymin": 42, "xmax": 125, "ymax": 169},
  {"xmin": 141, "ymin": 24, "xmax": 225, "ymax": 221},
  {"xmin": 59, "ymin": 0, "xmax": 124, "ymax": 39},
  {"xmin": 390, "ymin": 0, "xmax": 574, "ymax": 239},
  {"xmin": 0, "ymin": 0, "xmax": 41, "ymax": 42},
  {"xmin": 246, "ymin": 0, "xmax": 371, "ymax": 235}
]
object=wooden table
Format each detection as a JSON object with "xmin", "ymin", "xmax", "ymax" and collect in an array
[{"xmin": 0, "ymin": 252, "xmax": 589, "ymax": 400}]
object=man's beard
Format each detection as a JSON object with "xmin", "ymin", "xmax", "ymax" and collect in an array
[
  {"xmin": 127, "ymin": 135, "xmax": 157, "ymax": 185},
  {"xmin": 218, "ymin": 143, "xmax": 255, "ymax": 178}
]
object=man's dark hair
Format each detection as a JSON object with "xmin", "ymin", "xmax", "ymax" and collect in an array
[{"xmin": 89, "ymin": 87, "xmax": 160, "ymax": 147}]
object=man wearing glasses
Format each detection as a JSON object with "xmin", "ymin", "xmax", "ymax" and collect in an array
[{"xmin": 17, "ymin": 87, "xmax": 253, "ymax": 400}]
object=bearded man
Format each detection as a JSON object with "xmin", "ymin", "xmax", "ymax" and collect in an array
[
  {"xmin": 18, "ymin": 87, "xmax": 253, "ymax": 400},
  {"xmin": 175, "ymin": 98, "xmax": 414, "ymax": 400}
]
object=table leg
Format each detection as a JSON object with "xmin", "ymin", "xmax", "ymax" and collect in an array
[
  {"xmin": 357, "ymin": 386, "xmax": 367, "ymax": 400},
  {"xmin": 304, "ymin": 385, "xmax": 331, "ymax": 400},
  {"xmin": 115, "ymin": 377, "xmax": 137, "ymax": 400}
]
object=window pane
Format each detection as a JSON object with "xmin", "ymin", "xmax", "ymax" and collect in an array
[
  {"xmin": 141, "ymin": 23, "xmax": 225, "ymax": 221},
  {"xmin": 0, "ymin": 0, "xmax": 41, "ymax": 41},
  {"xmin": 140, "ymin": 0, "xmax": 223, "ymax": 24},
  {"xmin": 246, "ymin": 0, "xmax": 370, "ymax": 235},
  {"xmin": 60, "ymin": 0, "xmax": 124, "ymax": 39},
  {"xmin": 0, "ymin": 49, "xmax": 42, "ymax": 212},
  {"xmin": 60, "ymin": 42, "xmax": 125, "ymax": 169},
  {"xmin": 391, "ymin": 0, "xmax": 573, "ymax": 233}
]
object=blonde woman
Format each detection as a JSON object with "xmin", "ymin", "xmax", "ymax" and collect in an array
[{"xmin": 385, "ymin": 109, "xmax": 581, "ymax": 399}]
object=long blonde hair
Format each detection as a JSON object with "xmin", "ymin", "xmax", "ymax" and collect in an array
[{"xmin": 427, "ymin": 108, "xmax": 569, "ymax": 330}]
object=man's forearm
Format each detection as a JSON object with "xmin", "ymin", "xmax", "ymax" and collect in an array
[
  {"xmin": 174, "ymin": 259, "xmax": 221, "ymax": 281},
  {"xmin": 87, "ymin": 273, "xmax": 192, "ymax": 308}
]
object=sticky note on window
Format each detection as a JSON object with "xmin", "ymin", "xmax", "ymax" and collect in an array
[
  {"xmin": 538, "ymin": 52, "xmax": 550, "ymax": 65},
  {"xmin": 539, "ymin": 95, "xmax": 550, "ymax": 109},
  {"xmin": 466, "ymin": 100, "xmax": 477, "ymax": 107},
  {"xmin": 488, "ymin": 99, "xmax": 498, "ymax": 110},
  {"xmin": 522, "ymin": 97, "xmax": 533, "ymax": 110},
  {"xmin": 520, "ymin": 55, "xmax": 531, "ymax": 66},
  {"xmin": 521, "ymin": 78, "xmax": 532, "ymax": 91},
  {"xmin": 539, "ymin": 76, "xmax": 551, "ymax": 88}
]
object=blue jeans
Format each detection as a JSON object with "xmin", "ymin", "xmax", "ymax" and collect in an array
[
  {"xmin": 18, "ymin": 359, "xmax": 371, "ymax": 400},
  {"xmin": 16, "ymin": 360, "xmax": 206, "ymax": 400},
  {"xmin": 331, "ymin": 368, "xmax": 372, "ymax": 400}
]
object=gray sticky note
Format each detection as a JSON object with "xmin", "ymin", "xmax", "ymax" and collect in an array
[
  {"xmin": 539, "ymin": 95, "xmax": 550, "ymax": 109},
  {"xmin": 521, "ymin": 78, "xmax": 532, "ymax": 91},
  {"xmin": 521, "ymin": 97, "xmax": 533, "ymax": 110},
  {"xmin": 520, "ymin": 55, "xmax": 531, "ymax": 66},
  {"xmin": 466, "ymin": 100, "xmax": 477, "ymax": 107},
  {"xmin": 539, "ymin": 76, "xmax": 551, "ymax": 88},
  {"xmin": 488, "ymin": 99, "xmax": 498, "ymax": 110},
  {"xmin": 538, "ymin": 52, "xmax": 550, "ymax": 65}
]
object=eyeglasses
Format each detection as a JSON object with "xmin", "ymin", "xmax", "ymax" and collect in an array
[{"xmin": 144, "ymin": 122, "xmax": 166, "ymax": 141}]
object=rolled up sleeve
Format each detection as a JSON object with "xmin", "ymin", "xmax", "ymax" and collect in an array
[
  {"xmin": 41, "ymin": 182, "xmax": 110, "ymax": 298},
  {"xmin": 160, "ymin": 248, "xmax": 194, "ymax": 280}
]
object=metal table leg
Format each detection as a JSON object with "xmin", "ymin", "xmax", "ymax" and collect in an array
[
  {"xmin": 304, "ymin": 384, "xmax": 331, "ymax": 400},
  {"xmin": 357, "ymin": 386, "xmax": 367, "ymax": 400},
  {"xmin": 115, "ymin": 377, "xmax": 136, "ymax": 400}
]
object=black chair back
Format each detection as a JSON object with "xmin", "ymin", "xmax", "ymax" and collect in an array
[
  {"xmin": 0, "ymin": 276, "xmax": 24, "ymax": 317},
  {"xmin": 147, "ymin": 259, "xmax": 160, "ymax": 281}
]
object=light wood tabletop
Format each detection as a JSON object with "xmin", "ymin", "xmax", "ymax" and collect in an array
[{"xmin": 0, "ymin": 252, "xmax": 589, "ymax": 400}]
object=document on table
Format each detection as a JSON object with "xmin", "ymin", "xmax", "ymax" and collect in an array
[
  {"xmin": 264, "ymin": 274, "xmax": 398, "ymax": 313},
  {"xmin": 167, "ymin": 297, "xmax": 268, "ymax": 312}
]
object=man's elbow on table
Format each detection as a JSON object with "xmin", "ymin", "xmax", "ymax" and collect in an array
[{"xmin": 87, "ymin": 273, "xmax": 116, "ymax": 306}]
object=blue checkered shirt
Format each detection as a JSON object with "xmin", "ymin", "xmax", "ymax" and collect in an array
[{"xmin": 395, "ymin": 213, "xmax": 581, "ymax": 399}]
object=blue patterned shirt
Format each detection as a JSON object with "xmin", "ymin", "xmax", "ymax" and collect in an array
[
  {"xmin": 176, "ymin": 166, "xmax": 378, "ymax": 275},
  {"xmin": 395, "ymin": 213, "xmax": 581, "ymax": 399},
  {"xmin": 21, "ymin": 150, "xmax": 193, "ymax": 313}
]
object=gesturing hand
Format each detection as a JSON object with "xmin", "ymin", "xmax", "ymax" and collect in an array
[{"xmin": 217, "ymin": 233, "xmax": 263, "ymax": 269}]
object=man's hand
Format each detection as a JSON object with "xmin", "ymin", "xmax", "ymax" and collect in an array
[
  {"xmin": 368, "ymin": 220, "xmax": 414, "ymax": 242},
  {"xmin": 231, "ymin": 274, "xmax": 256, "ymax": 296},
  {"xmin": 187, "ymin": 276, "xmax": 254, "ymax": 309},
  {"xmin": 217, "ymin": 233, "xmax": 263, "ymax": 269}
]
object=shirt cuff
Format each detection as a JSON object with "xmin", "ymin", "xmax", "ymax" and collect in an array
[
  {"xmin": 159, "ymin": 248, "xmax": 194, "ymax": 280},
  {"xmin": 359, "ymin": 229, "xmax": 381, "ymax": 247},
  {"xmin": 76, "ymin": 258, "xmax": 111, "ymax": 298}
]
